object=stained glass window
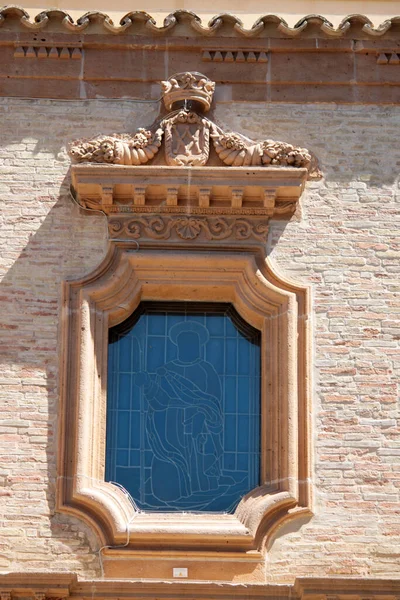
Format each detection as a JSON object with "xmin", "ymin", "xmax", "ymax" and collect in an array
[{"xmin": 106, "ymin": 302, "xmax": 261, "ymax": 513}]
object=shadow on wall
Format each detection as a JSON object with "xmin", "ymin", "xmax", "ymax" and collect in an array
[
  {"xmin": 0, "ymin": 163, "xmax": 109, "ymax": 573},
  {"xmin": 0, "ymin": 161, "xmax": 293, "ymax": 575},
  {"xmin": 3, "ymin": 98, "xmax": 400, "ymax": 187},
  {"xmin": 0, "ymin": 98, "xmax": 160, "ymax": 156}
]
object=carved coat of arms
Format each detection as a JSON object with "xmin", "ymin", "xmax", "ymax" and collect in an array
[
  {"xmin": 68, "ymin": 71, "xmax": 316, "ymax": 173},
  {"xmin": 164, "ymin": 111, "xmax": 210, "ymax": 166}
]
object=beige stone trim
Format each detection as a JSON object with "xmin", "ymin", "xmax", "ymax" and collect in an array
[
  {"xmin": 0, "ymin": 572, "xmax": 74, "ymax": 597},
  {"xmin": 1, "ymin": 574, "xmax": 400, "ymax": 598},
  {"xmin": 57, "ymin": 241, "xmax": 312, "ymax": 558},
  {"xmin": 2, "ymin": 8, "xmax": 400, "ymax": 39},
  {"xmin": 71, "ymin": 165, "xmax": 308, "ymax": 221}
]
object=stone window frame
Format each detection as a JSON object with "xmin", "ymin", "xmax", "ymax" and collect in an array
[{"xmin": 57, "ymin": 241, "xmax": 312, "ymax": 555}]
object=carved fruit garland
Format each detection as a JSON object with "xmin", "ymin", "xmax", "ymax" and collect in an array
[
  {"xmin": 69, "ymin": 118, "xmax": 313, "ymax": 171},
  {"xmin": 69, "ymin": 128, "xmax": 163, "ymax": 165},
  {"xmin": 210, "ymin": 124, "xmax": 312, "ymax": 168}
]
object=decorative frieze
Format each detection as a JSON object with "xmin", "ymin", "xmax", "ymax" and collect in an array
[
  {"xmin": 69, "ymin": 72, "xmax": 311, "ymax": 246},
  {"xmin": 202, "ymin": 50, "xmax": 268, "ymax": 63},
  {"xmin": 14, "ymin": 45, "xmax": 82, "ymax": 59},
  {"xmin": 376, "ymin": 52, "xmax": 400, "ymax": 64},
  {"xmin": 3, "ymin": 8, "xmax": 400, "ymax": 103},
  {"xmin": 70, "ymin": 112, "xmax": 312, "ymax": 169},
  {"xmin": 108, "ymin": 215, "xmax": 269, "ymax": 242}
]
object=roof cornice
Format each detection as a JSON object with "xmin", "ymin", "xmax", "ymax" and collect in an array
[{"xmin": 1, "ymin": 6, "xmax": 400, "ymax": 38}]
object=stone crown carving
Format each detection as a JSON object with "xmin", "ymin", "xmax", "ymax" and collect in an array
[
  {"xmin": 161, "ymin": 71, "xmax": 216, "ymax": 112},
  {"xmin": 69, "ymin": 72, "xmax": 316, "ymax": 173}
]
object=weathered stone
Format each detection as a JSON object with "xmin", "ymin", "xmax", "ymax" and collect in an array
[{"xmin": 0, "ymin": 28, "xmax": 400, "ymax": 589}]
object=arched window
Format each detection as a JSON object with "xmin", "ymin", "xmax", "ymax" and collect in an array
[{"xmin": 106, "ymin": 302, "xmax": 261, "ymax": 513}]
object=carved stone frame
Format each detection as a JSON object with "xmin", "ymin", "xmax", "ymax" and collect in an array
[{"xmin": 57, "ymin": 238, "xmax": 312, "ymax": 576}]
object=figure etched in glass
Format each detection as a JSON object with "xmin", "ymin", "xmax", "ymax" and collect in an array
[
  {"xmin": 135, "ymin": 321, "xmax": 239, "ymax": 506},
  {"xmin": 106, "ymin": 304, "xmax": 261, "ymax": 512}
]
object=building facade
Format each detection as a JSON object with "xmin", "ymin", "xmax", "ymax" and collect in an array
[{"xmin": 0, "ymin": 3, "xmax": 400, "ymax": 599}]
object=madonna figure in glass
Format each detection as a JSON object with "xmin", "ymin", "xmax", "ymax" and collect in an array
[
  {"xmin": 135, "ymin": 321, "xmax": 239, "ymax": 510},
  {"xmin": 106, "ymin": 304, "xmax": 261, "ymax": 513}
]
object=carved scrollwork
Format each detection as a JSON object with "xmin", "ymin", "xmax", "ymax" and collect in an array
[
  {"xmin": 108, "ymin": 219, "xmax": 124, "ymax": 234},
  {"xmin": 210, "ymin": 124, "xmax": 312, "ymax": 169},
  {"xmin": 108, "ymin": 215, "xmax": 269, "ymax": 242},
  {"xmin": 68, "ymin": 128, "xmax": 163, "ymax": 165}
]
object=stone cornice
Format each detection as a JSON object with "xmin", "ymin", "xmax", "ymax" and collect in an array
[
  {"xmin": 1, "ymin": 575, "xmax": 400, "ymax": 598},
  {"xmin": 1, "ymin": 7, "xmax": 400, "ymax": 39},
  {"xmin": 2, "ymin": 8, "xmax": 400, "ymax": 103},
  {"xmin": 71, "ymin": 164, "xmax": 308, "ymax": 248},
  {"xmin": 71, "ymin": 165, "xmax": 307, "ymax": 214}
]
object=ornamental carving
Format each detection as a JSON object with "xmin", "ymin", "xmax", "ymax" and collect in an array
[
  {"xmin": 164, "ymin": 110, "xmax": 210, "ymax": 166},
  {"xmin": 62, "ymin": 76, "xmax": 314, "ymax": 572},
  {"xmin": 108, "ymin": 215, "xmax": 269, "ymax": 242},
  {"xmin": 69, "ymin": 72, "xmax": 317, "ymax": 246},
  {"xmin": 69, "ymin": 71, "xmax": 316, "ymax": 173},
  {"xmin": 68, "ymin": 128, "xmax": 163, "ymax": 165},
  {"xmin": 211, "ymin": 128, "xmax": 311, "ymax": 167},
  {"xmin": 161, "ymin": 71, "xmax": 216, "ymax": 112}
]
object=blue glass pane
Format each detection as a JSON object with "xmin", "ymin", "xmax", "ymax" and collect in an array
[{"xmin": 106, "ymin": 303, "xmax": 261, "ymax": 513}]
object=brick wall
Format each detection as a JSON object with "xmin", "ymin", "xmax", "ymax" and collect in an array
[{"xmin": 0, "ymin": 99, "xmax": 399, "ymax": 579}]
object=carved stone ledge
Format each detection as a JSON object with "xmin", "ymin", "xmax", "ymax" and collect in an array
[
  {"xmin": 0, "ymin": 573, "xmax": 73, "ymax": 599},
  {"xmin": 1, "ymin": 576, "xmax": 400, "ymax": 598},
  {"xmin": 71, "ymin": 164, "xmax": 307, "ymax": 245}
]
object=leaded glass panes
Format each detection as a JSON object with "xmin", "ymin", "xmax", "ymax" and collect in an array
[{"xmin": 106, "ymin": 303, "xmax": 261, "ymax": 513}]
